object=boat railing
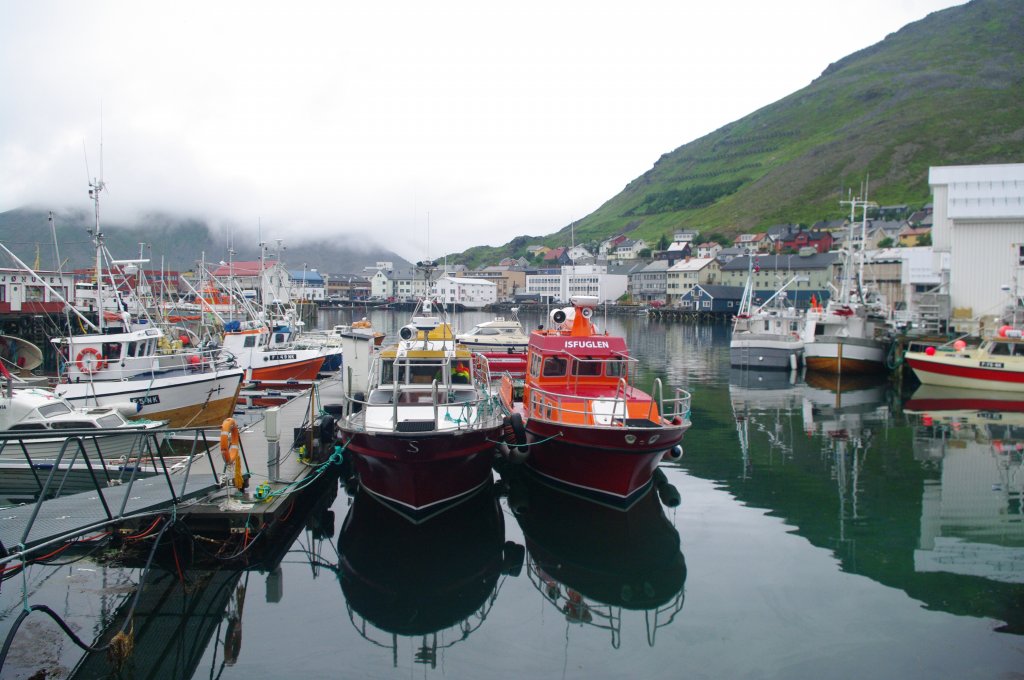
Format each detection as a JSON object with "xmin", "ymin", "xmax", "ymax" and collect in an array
[
  {"xmin": 0, "ymin": 425, "xmax": 224, "ymax": 550},
  {"xmin": 651, "ymin": 378, "xmax": 692, "ymax": 424},
  {"xmin": 526, "ymin": 378, "xmax": 691, "ymax": 428},
  {"xmin": 526, "ymin": 557, "xmax": 623, "ymax": 648}
]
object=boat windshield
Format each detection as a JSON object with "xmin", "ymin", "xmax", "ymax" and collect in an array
[{"xmin": 989, "ymin": 342, "xmax": 1022, "ymax": 356}]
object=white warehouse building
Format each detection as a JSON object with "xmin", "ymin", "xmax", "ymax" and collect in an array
[
  {"xmin": 525, "ymin": 265, "xmax": 627, "ymax": 303},
  {"xmin": 930, "ymin": 163, "xmax": 1024, "ymax": 326},
  {"xmin": 433, "ymin": 276, "xmax": 497, "ymax": 309}
]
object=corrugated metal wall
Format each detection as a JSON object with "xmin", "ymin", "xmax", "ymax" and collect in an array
[{"xmin": 949, "ymin": 222, "xmax": 1024, "ymax": 315}]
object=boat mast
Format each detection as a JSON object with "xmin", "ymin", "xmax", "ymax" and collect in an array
[{"xmin": 88, "ymin": 174, "xmax": 106, "ymax": 332}]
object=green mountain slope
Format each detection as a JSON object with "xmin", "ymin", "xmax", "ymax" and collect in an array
[{"xmin": 454, "ymin": 0, "xmax": 1024, "ymax": 267}]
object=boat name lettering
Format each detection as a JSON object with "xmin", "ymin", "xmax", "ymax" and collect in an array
[
  {"xmin": 130, "ymin": 395, "xmax": 161, "ymax": 406},
  {"xmin": 979, "ymin": 361, "xmax": 1004, "ymax": 369},
  {"xmin": 268, "ymin": 354, "xmax": 297, "ymax": 360},
  {"xmin": 563, "ymin": 340, "xmax": 610, "ymax": 349}
]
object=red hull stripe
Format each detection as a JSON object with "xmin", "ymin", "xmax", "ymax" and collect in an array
[{"xmin": 907, "ymin": 357, "xmax": 1024, "ymax": 384}]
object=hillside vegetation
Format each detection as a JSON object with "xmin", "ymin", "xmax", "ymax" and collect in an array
[{"xmin": 453, "ymin": 0, "xmax": 1024, "ymax": 267}]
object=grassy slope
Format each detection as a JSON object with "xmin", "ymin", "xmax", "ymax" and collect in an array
[{"xmin": 454, "ymin": 0, "xmax": 1024, "ymax": 267}]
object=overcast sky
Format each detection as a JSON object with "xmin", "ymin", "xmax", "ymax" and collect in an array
[{"xmin": 1, "ymin": 0, "xmax": 966, "ymax": 262}]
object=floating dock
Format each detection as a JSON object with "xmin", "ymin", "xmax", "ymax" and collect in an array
[{"xmin": 0, "ymin": 376, "xmax": 349, "ymax": 562}]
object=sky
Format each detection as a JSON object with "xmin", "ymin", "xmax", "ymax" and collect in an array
[{"xmin": 0, "ymin": 0, "xmax": 967, "ymax": 262}]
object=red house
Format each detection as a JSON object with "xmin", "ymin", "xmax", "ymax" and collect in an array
[{"xmin": 774, "ymin": 228, "xmax": 833, "ymax": 254}]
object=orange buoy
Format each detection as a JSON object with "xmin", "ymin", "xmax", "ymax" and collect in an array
[{"xmin": 220, "ymin": 418, "xmax": 241, "ymax": 464}]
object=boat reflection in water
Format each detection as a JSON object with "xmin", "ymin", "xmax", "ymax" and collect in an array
[
  {"xmin": 337, "ymin": 482, "xmax": 524, "ymax": 667},
  {"xmin": 506, "ymin": 467, "xmax": 686, "ymax": 648},
  {"xmin": 904, "ymin": 385, "xmax": 1024, "ymax": 592}
]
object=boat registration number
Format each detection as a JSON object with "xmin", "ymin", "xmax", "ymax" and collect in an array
[
  {"xmin": 979, "ymin": 361, "xmax": 1004, "ymax": 368},
  {"xmin": 131, "ymin": 395, "xmax": 161, "ymax": 406},
  {"xmin": 268, "ymin": 354, "xmax": 297, "ymax": 360}
]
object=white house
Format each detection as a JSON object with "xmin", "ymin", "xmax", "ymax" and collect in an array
[
  {"xmin": 433, "ymin": 276, "xmax": 497, "ymax": 309},
  {"xmin": 611, "ymin": 239, "xmax": 647, "ymax": 260},
  {"xmin": 929, "ymin": 163, "xmax": 1024, "ymax": 326}
]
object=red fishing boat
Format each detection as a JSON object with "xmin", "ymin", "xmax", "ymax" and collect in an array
[
  {"xmin": 336, "ymin": 298, "xmax": 506, "ymax": 522},
  {"xmin": 498, "ymin": 295, "xmax": 691, "ymax": 507}
]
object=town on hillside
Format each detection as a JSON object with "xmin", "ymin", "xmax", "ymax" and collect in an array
[{"xmin": 2, "ymin": 163, "xmax": 1020, "ymax": 340}]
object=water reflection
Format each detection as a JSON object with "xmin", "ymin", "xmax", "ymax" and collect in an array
[
  {"xmin": 337, "ymin": 483, "xmax": 523, "ymax": 667},
  {"xmin": 504, "ymin": 467, "xmax": 686, "ymax": 649},
  {"xmin": 903, "ymin": 385, "xmax": 1024, "ymax": 587},
  {"xmin": 723, "ymin": 369, "xmax": 1024, "ymax": 632}
]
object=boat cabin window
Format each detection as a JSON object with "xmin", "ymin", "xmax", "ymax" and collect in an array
[
  {"xmin": 102, "ymin": 342, "xmax": 122, "ymax": 360},
  {"xmin": 990, "ymin": 342, "xmax": 1020, "ymax": 356},
  {"xmin": 530, "ymin": 353, "xmax": 542, "ymax": 378},
  {"xmin": 571, "ymin": 358, "xmax": 602, "ymax": 377},
  {"xmin": 606, "ymin": 359, "xmax": 626, "ymax": 378},
  {"xmin": 381, "ymin": 359, "xmax": 441, "ymax": 385},
  {"xmin": 51, "ymin": 421, "xmax": 98, "ymax": 429},
  {"xmin": 542, "ymin": 356, "xmax": 568, "ymax": 377},
  {"xmin": 244, "ymin": 336, "xmax": 257, "ymax": 348},
  {"xmin": 98, "ymin": 414, "xmax": 126, "ymax": 428},
  {"xmin": 38, "ymin": 402, "xmax": 73, "ymax": 418},
  {"xmin": 126, "ymin": 342, "xmax": 138, "ymax": 358},
  {"xmin": 9, "ymin": 423, "xmax": 47, "ymax": 430}
]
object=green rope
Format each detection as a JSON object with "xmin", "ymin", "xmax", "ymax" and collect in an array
[
  {"xmin": 486, "ymin": 432, "xmax": 562, "ymax": 447},
  {"xmin": 262, "ymin": 443, "xmax": 347, "ymax": 502}
]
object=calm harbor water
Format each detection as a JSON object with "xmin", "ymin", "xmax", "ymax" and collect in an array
[{"xmin": 3, "ymin": 308, "xmax": 1024, "ymax": 679}]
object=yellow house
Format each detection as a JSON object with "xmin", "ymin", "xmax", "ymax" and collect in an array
[{"xmin": 898, "ymin": 225, "xmax": 931, "ymax": 246}]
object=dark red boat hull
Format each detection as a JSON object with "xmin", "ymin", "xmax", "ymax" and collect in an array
[
  {"xmin": 340, "ymin": 427, "xmax": 501, "ymax": 522},
  {"xmin": 521, "ymin": 418, "xmax": 686, "ymax": 507}
]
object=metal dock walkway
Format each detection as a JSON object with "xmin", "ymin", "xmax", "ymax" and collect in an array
[{"xmin": 0, "ymin": 376, "xmax": 348, "ymax": 556}]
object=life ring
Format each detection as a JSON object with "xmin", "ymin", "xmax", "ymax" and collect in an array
[
  {"xmin": 220, "ymin": 418, "xmax": 241, "ymax": 464},
  {"xmin": 75, "ymin": 347, "xmax": 106, "ymax": 374}
]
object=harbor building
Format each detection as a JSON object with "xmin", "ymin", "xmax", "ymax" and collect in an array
[{"xmin": 929, "ymin": 163, "xmax": 1024, "ymax": 328}]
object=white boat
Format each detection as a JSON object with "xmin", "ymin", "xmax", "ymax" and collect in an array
[
  {"xmin": 456, "ymin": 308, "xmax": 530, "ymax": 353},
  {"xmin": 29, "ymin": 179, "xmax": 247, "ymax": 428},
  {"xmin": 52, "ymin": 322, "xmax": 245, "ymax": 428},
  {"xmin": 802, "ymin": 191, "xmax": 889, "ymax": 375},
  {"xmin": 730, "ymin": 263, "xmax": 804, "ymax": 371},
  {"xmin": 904, "ymin": 328, "xmax": 1024, "ymax": 392},
  {"xmin": 0, "ymin": 386, "xmax": 167, "ymax": 496}
]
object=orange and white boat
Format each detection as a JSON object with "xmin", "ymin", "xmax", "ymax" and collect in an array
[{"xmin": 498, "ymin": 296, "xmax": 691, "ymax": 507}]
